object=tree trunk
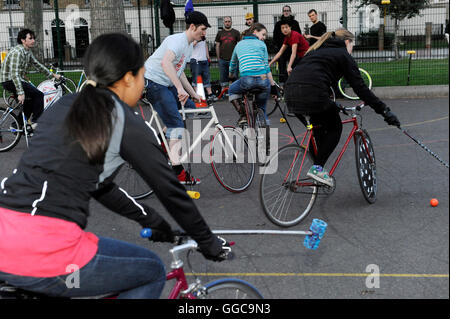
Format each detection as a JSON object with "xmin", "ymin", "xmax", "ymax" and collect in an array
[
  {"xmin": 394, "ymin": 18, "xmax": 400, "ymax": 60},
  {"xmin": 23, "ymin": 0, "xmax": 44, "ymax": 61},
  {"xmin": 90, "ymin": 0, "xmax": 127, "ymax": 41}
]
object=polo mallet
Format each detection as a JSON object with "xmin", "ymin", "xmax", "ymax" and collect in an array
[{"xmin": 398, "ymin": 126, "xmax": 449, "ymax": 169}]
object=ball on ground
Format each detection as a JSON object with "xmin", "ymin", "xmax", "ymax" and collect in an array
[{"xmin": 430, "ymin": 198, "xmax": 439, "ymax": 207}]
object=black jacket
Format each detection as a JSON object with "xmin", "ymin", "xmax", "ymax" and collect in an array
[
  {"xmin": 0, "ymin": 92, "xmax": 222, "ymax": 256},
  {"xmin": 285, "ymin": 38, "xmax": 386, "ymax": 114},
  {"xmin": 273, "ymin": 16, "xmax": 301, "ymax": 50}
]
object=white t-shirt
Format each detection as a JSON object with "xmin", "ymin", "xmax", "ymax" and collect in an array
[
  {"xmin": 190, "ymin": 40, "xmax": 207, "ymax": 62},
  {"xmin": 144, "ymin": 32, "xmax": 193, "ymax": 87}
]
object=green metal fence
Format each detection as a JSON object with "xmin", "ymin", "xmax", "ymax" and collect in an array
[{"xmin": 0, "ymin": 0, "xmax": 448, "ymax": 94}]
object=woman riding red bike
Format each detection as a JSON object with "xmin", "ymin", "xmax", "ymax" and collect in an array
[
  {"xmin": 284, "ymin": 28, "xmax": 400, "ymax": 187},
  {"xmin": 0, "ymin": 33, "xmax": 229, "ymax": 299}
]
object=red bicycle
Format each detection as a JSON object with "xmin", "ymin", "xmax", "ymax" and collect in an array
[{"xmin": 259, "ymin": 102, "xmax": 377, "ymax": 227}]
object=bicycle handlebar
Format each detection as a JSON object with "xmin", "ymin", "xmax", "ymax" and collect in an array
[{"xmin": 336, "ymin": 101, "xmax": 366, "ymax": 115}]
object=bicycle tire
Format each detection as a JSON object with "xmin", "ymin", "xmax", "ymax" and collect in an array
[
  {"xmin": 0, "ymin": 107, "xmax": 22, "ymax": 152},
  {"xmin": 255, "ymin": 108, "xmax": 270, "ymax": 165},
  {"xmin": 114, "ymin": 162, "xmax": 154, "ymax": 199},
  {"xmin": 338, "ymin": 68, "xmax": 372, "ymax": 100},
  {"xmin": 259, "ymin": 144, "xmax": 318, "ymax": 227},
  {"xmin": 210, "ymin": 126, "xmax": 255, "ymax": 193},
  {"xmin": 355, "ymin": 129, "xmax": 377, "ymax": 204},
  {"xmin": 198, "ymin": 278, "xmax": 263, "ymax": 299}
]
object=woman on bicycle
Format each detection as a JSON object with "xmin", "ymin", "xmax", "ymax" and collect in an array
[
  {"xmin": 0, "ymin": 33, "xmax": 228, "ymax": 299},
  {"xmin": 285, "ymin": 28, "xmax": 400, "ymax": 187},
  {"xmin": 228, "ymin": 23, "xmax": 276, "ymax": 125}
]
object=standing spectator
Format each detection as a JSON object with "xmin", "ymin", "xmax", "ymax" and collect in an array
[
  {"xmin": 190, "ymin": 39, "xmax": 217, "ymax": 102},
  {"xmin": 245, "ymin": 12, "xmax": 254, "ymax": 27},
  {"xmin": 305, "ymin": 9, "xmax": 327, "ymax": 46},
  {"xmin": 269, "ymin": 20, "xmax": 309, "ymax": 76},
  {"xmin": 272, "ymin": 5, "xmax": 301, "ymax": 84},
  {"xmin": 215, "ymin": 17, "xmax": 240, "ymax": 95}
]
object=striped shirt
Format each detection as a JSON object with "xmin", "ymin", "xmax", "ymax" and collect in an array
[
  {"xmin": 0, "ymin": 44, "xmax": 52, "ymax": 95},
  {"xmin": 229, "ymin": 36, "xmax": 271, "ymax": 77}
]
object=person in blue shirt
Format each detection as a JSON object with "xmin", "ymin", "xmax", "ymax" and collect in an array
[{"xmin": 228, "ymin": 23, "xmax": 276, "ymax": 125}]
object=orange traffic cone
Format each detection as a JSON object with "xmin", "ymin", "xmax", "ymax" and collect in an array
[{"xmin": 195, "ymin": 75, "xmax": 208, "ymax": 108}]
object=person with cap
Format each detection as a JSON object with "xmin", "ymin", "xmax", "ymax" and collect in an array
[
  {"xmin": 144, "ymin": 11, "xmax": 210, "ymax": 185},
  {"xmin": 245, "ymin": 12, "xmax": 254, "ymax": 27},
  {"xmin": 272, "ymin": 5, "xmax": 301, "ymax": 84}
]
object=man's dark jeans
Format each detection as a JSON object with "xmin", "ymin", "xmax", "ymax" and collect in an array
[{"xmin": 2, "ymin": 80, "xmax": 44, "ymax": 122}]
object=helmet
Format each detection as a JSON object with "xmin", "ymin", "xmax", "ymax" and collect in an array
[{"xmin": 245, "ymin": 12, "xmax": 254, "ymax": 20}]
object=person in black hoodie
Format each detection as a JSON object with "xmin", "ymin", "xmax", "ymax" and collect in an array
[
  {"xmin": 272, "ymin": 5, "xmax": 301, "ymax": 84},
  {"xmin": 285, "ymin": 28, "xmax": 400, "ymax": 188},
  {"xmin": 0, "ymin": 33, "xmax": 228, "ymax": 299}
]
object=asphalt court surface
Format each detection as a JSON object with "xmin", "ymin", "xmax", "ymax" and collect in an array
[{"xmin": 0, "ymin": 97, "xmax": 448, "ymax": 299}]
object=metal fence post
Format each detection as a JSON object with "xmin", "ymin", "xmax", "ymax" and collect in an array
[
  {"xmin": 253, "ymin": 0, "xmax": 258, "ymax": 23},
  {"xmin": 342, "ymin": 0, "xmax": 348, "ymax": 29},
  {"xmin": 53, "ymin": 0, "xmax": 63, "ymax": 68},
  {"xmin": 154, "ymin": 0, "xmax": 161, "ymax": 47}
]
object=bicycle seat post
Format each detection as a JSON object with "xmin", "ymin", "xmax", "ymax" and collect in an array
[{"xmin": 304, "ymin": 115, "xmax": 313, "ymax": 130}]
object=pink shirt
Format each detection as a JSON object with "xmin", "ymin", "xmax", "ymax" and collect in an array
[{"xmin": 0, "ymin": 207, "xmax": 98, "ymax": 277}]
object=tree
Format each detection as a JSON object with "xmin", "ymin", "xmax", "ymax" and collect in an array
[
  {"xmin": 90, "ymin": 0, "xmax": 127, "ymax": 40},
  {"xmin": 350, "ymin": 0, "xmax": 430, "ymax": 59},
  {"xmin": 23, "ymin": 0, "xmax": 44, "ymax": 61}
]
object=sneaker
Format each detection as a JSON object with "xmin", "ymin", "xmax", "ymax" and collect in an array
[
  {"xmin": 177, "ymin": 169, "xmax": 201, "ymax": 185},
  {"xmin": 207, "ymin": 94, "xmax": 218, "ymax": 103},
  {"xmin": 306, "ymin": 165, "xmax": 334, "ymax": 187}
]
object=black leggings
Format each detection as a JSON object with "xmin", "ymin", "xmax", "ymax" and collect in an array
[{"xmin": 295, "ymin": 106, "xmax": 343, "ymax": 167}]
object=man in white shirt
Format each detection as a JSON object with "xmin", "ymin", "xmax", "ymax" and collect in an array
[
  {"xmin": 145, "ymin": 11, "xmax": 210, "ymax": 185},
  {"xmin": 190, "ymin": 39, "xmax": 217, "ymax": 102}
]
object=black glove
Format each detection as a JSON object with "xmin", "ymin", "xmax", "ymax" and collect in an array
[
  {"xmin": 270, "ymin": 84, "xmax": 280, "ymax": 97},
  {"xmin": 382, "ymin": 107, "xmax": 401, "ymax": 127},
  {"xmin": 146, "ymin": 218, "xmax": 175, "ymax": 243},
  {"xmin": 200, "ymin": 236, "xmax": 232, "ymax": 262}
]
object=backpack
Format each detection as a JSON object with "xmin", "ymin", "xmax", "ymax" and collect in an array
[{"xmin": 160, "ymin": 0, "xmax": 176, "ymax": 29}]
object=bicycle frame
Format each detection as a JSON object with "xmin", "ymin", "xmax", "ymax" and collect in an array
[
  {"xmin": 144, "ymin": 103, "xmax": 239, "ymax": 165},
  {"xmin": 291, "ymin": 104, "xmax": 374, "ymax": 186}
]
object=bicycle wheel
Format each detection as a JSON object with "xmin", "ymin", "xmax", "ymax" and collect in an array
[
  {"xmin": 0, "ymin": 107, "xmax": 22, "ymax": 152},
  {"xmin": 259, "ymin": 144, "xmax": 318, "ymax": 227},
  {"xmin": 255, "ymin": 108, "xmax": 270, "ymax": 164},
  {"xmin": 198, "ymin": 278, "xmax": 263, "ymax": 299},
  {"xmin": 338, "ymin": 68, "xmax": 372, "ymax": 100},
  {"xmin": 60, "ymin": 77, "xmax": 77, "ymax": 95},
  {"xmin": 78, "ymin": 80, "xmax": 88, "ymax": 92},
  {"xmin": 355, "ymin": 129, "xmax": 377, "ymax": 204},
  {"xmin": 210, "ymin": 126, "xmax": 255, "ymax": 193},
  {"xmin": 114, "ymin": 162, "xmax": 153, "ymax": 199}
]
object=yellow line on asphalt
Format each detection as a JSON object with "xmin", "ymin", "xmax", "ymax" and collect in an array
[{"xmin": 185, "ymin": 273, "xmax": 449, "ymax": 278}]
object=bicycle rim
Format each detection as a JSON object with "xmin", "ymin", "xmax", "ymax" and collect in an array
[
  {"xmin": 210, "ymin": 126, "xmax": 255, "ymax": 192},
  {"xmin": 355, "ymin": 129, "xmax": 377, "ymax": 203},
  {"xmin": 114, "ymin": 162, "xmax": 153, "ymax": 199},
  {"xmin": 259, "ymin": 144, "xmax": 317, "ymax": 227},
  {"xmin": 0, "ymin": 108, "xmax": 22, "ymax": 152},
  {"xmin": 199, "ymin": 279, "xmax": 263, "ymax": 299},
  {"xmin": 338, "ymin": 68, "xmax": 372, "ymax": 100}
]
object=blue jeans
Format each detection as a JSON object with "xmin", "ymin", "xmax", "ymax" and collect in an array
[
  {"xmin": 218, "ymin": 59, "xmax": 231, "ymax": 87},
  {"xmin": 229, "ymin": 75, "xmax": 271, "ymax": 117},
  {"xmin": 145, "ymin": 79, "xmax": 196, "ymax": 139},
  {"xmin": 0, "ymin": 237, "xmax": 166, "ymax": 299},
  {"xmin": 190, "ymin": 59, "xmax": 211, "ymax": 88}
]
